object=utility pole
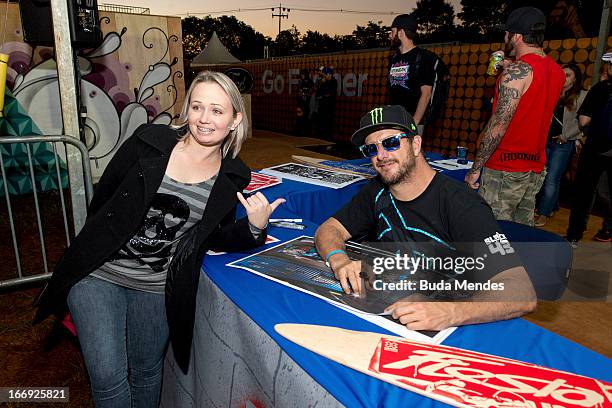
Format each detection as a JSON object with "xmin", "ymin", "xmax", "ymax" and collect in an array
[
  {"xmin": 50, "ymin": 0, "xmax": 88, "ymax": 232},
  {"xmin": 271, "ymin": 4, "xmax": 290, "ymax": 35}
]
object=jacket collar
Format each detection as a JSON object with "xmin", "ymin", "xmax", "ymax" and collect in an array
[
  {"xmin": 136, "ymin": 124, "xmax": 180, "ymax": 155},
  {"xmin": 219, "ymin": 154, "xmax": 251, "ymax": 188}
]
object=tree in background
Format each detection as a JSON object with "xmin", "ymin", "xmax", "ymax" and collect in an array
[
  {"xmin": 216, "ymin": 16, "xmax": 269, "ymax": 60},
  {"xmin": 574, "ymin": 0, "xmax": 609, "ymax": 37},
  {"xmin": 351, "ymin": 21, "xmax": 390, "ymax": 49},
  {"xmin": 336, "ymin": 34, "xmax": 359, "ymax": 51},
  {"xmin": 412, "ymin": 0, "xmax": 456, "ymax": 43},
  {"xmin": 181, "ymin": 15, "xmax": 270, "ymax": 61},
  {"xmin": 182, "ymin": 16, "xmax": 208, "ymax": 60},
  {"xmin": 457, "ymin": 0, "xmax": 508, "ymax": 41},
  {"xmin": 545, "ymin": 0, "xmax": 610, "ymax": 38},
  {"xmin": 301, "ymin": 31, "xmax": 338, "ymax": 54},
  {"xmin": 274, "ymin": 25, "xmax": 301, "ymax": 56}
]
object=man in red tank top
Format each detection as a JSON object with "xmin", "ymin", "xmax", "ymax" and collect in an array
[{"xmin": 464, "ymin": 7, "xmax": 565, "ymax": 226}]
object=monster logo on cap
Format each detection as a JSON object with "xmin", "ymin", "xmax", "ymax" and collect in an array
[{"xmin": 369, "ymin": 107, "xmax": 384, "ymax": 125}]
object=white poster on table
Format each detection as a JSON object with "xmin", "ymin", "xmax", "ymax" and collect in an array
[{"xmin": 261, "ymin": 163, "xmax": 364, "ymax": 189}]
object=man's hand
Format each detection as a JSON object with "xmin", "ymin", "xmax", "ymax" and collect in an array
[
  {"xmin": 385, "ymin": 299, "xmax": 457, "ymax": 331},
  {"xmin": 575, "ymin": 138, "xmax": 583, "ymax": 156},
  {"xmin": 464, "ymin": 168, "xmax": 481, "ymax": 189},
  {"xmin": 385, "ymin": 267, "xmax": 536, "ymax": 330},
  {"xmin": 500, "ymin": 58, "xmax": 513, "ymax": 71},
  {"xmin": 329, "ymin": 255, "xmax": 362, "ymax": 295},
  {"xmin": 315, "ymin": 218, "xmax": 362, "ymax": 295}
]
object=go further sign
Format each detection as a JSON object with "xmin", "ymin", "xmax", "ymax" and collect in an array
[{"xmin": 262, "ymin": 69, "xmax": 369, "ymax": 97}]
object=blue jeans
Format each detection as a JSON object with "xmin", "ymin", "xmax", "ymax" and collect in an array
[
  {"xmin": 537, "ymin": 140, "xmax": 575, "ymax": 216},
  {"xmin": 67, "ymin": 276, "xmax": 169, "ymax": 408}
]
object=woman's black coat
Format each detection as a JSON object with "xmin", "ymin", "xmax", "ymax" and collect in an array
[{"xmin": 34, "ymin": 124, "xmax": 265, "ymax": 373}]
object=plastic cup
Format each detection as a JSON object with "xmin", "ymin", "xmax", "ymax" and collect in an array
[{"xmin": 457, "ymin": 146, "xmax": 468, "ymax": 164}]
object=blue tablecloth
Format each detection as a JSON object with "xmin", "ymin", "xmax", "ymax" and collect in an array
[{"xmin": 202, "ymin": 223, "xmax": 611, "ymax": 407}]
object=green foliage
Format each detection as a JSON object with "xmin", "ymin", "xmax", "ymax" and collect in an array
[
  {"xmin": 413, "ymin": 0, "xmax": 456, "ymax": 43},
  {"xmin": 182, "ymin": 15, "xmax": 270, "ymax": 61},
  {"xmin": 457, "ymin": 0, "xmax": 508, "ymax": 39},
  {"xmin": 301, "ymin": 31, "xmax": 338, "ymax": 54},
  {"xmin": 273, "ymin": 25, "xmax": 301, "ymax": 56},
  {"xmin": 351, "ymin": 21, "xmax": 390, "ymax": 49}
]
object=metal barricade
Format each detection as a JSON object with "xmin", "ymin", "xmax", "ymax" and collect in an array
[{"xmin": 0, "ymin": 135, "xmax": 93, "ymax": 288}]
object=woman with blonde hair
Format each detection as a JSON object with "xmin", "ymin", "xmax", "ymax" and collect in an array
[
  {"xmin": 34, "ymin": 71, "xmax": 283, "ymax": 407},
  {"xmin": 535, "ymin": 63, "xmax": 585, "ymax": 227}
]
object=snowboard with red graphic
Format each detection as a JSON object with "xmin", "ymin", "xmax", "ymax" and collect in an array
[{"xmin": 275, "ymin": 324, "xmax": 611, "ymax": 408}]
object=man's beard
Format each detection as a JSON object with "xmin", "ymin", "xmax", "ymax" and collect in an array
[
  {"xmin": 504, "ymin": 34, "xmax": 516, "ymax": 57},
  {"xmin": 390, "ymin": 35, "xmax": 401, "ymax": 50},
  {"xmin": 377, "ymin": 155, "xmax": 416, "ymax": 186}
]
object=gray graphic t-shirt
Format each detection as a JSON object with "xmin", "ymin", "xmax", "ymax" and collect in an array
[{"xmin": 91, "ymin": 174, "xmax": 216, "ymax": 293}]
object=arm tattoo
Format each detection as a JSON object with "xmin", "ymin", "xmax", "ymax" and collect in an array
[
  {"xmin": 495, "ymin": 85, "xmax": 521, "ymax": 119},
  {"xmin": 503, "ymin": 62, "xmax": 532, "ymax": 83},
  {"xmin": 470, "ymin": 80, "xmax": 522, "ymax": 173}
]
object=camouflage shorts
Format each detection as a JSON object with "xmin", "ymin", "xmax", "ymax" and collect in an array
[{"xmin": 479, "ymin": 167, "xmax": 546, "ymax": 226}]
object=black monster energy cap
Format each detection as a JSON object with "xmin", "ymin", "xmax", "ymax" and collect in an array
[{"xmin": 351, "ymin": 105, "xmax": 419, "ymax": 146}]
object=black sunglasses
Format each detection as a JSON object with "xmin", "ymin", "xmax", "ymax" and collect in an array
[{"xmin": 359, "ymin": 133, "xmax": 410, "ymax": 158}]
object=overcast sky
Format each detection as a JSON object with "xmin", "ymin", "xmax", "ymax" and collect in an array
[{"xmin": 114, "ymin": 0, "xmax": 463, "ymax": 38}]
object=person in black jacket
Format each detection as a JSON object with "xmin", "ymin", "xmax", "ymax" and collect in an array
[
  {"xmin": 314, "ymin": 66, "xmax": 338, "ymax": 139},
  {"xmin": 34, "ymin": 71, "xmax": 283, "ymax": 407},
  {"xmin": 566, "ymin": 52, "xmax": 612, "ymax": 245}
]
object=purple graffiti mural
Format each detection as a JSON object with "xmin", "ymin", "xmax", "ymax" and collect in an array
[{"xmin": 4, "ymin": 16, "xmax": 183, "ymax": 180}]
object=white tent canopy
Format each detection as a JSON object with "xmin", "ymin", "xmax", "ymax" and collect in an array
[{"xmin": 191, "ymin": 31, "xmax": 241, "ymax": 66}]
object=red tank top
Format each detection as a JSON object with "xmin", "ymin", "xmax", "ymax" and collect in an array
[{"xmin": 486, "ymin": 54, "xmax": 565, "ymax": 172}]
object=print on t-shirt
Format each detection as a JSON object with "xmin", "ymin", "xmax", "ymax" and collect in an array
[
  {"xmin": 112, "ymin": 193, "xmax": 190, "ymax": 272},
  {"xmin": 389, "ymin": 62, "xmax": 413, "ymax": 90}
]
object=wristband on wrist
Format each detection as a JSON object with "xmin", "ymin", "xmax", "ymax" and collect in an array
[{"xmin": 325, "ymin": 249, "xmax": 347, "ymax": 267}]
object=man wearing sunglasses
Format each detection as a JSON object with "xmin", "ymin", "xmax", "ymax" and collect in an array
[{"xmin": 314, "ymin": 105, "xmax": 536, "ymax": 331}]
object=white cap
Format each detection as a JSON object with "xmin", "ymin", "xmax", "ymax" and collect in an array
[{"xmin": 603, "ymin": 52, "xmax": 612, "ymax": 62}]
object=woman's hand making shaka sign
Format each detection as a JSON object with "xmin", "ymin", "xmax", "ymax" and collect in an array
[{"xmin": 237, "ymin": 192, "xmax": 285, "ymax": 229}]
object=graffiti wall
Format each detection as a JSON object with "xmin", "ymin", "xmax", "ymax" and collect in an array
[
  {"xmin": 1, "ymin": 4, "xmax": 185, "ymax": 180},
  {"xmin": 196, "ymin": 36, "xmax": 612, "ymax": 158}
]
